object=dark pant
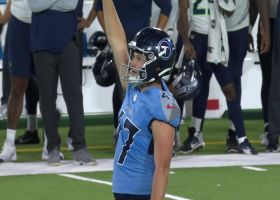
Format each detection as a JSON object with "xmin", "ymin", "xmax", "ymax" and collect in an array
[
  {"xmin": 1, "ymin": 32, "xmax": 10, "ymax": 105},
  {"xmin": 269, "ymin": 15, "xmax": 280, "ymax": 134},
  {"xmin": 25, "ymin": 78, "xmax": 39, "ymax": 115},
  {"xmin": 2, "ymin": 30, "xmax": 39, "ymax": 115},
  {"xmin": 33, "ymin": 41, "xmax": 86, "ymax": 152},
  {"xmin": 258, "ymin": 19, "xmax": 275, "ymax": 125},
  {"xmin": 114, "ymin": 193, "xmax": 150, "ymax": 200}
]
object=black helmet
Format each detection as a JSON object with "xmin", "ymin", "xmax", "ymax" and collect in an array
[
  {"xmin": 172, "ymin": 58, "xmax": 202, "ymax": 100},
  {"xmin": 88, "ymin": 31, "xmax": 108, "ymax": 56},
  {"xmin": 92, "ymin": 48, "xmax": 117, "ymax": 87},
  {"xmin": 121, "ymin": 27, "xmax": 176, "ymax": 86}
]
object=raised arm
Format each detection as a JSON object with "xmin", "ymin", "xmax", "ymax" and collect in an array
[{"xmin": 102, "ymin": 0, "xmax": 129, "ymax": 90}]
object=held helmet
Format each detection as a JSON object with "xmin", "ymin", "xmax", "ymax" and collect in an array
[
  {"xmin": 92, "ymin": 48, "xmax": 117, "ymax": 87},
  {"xmin": 88, "ymin": 31, "xmax": 108, "ymax": 56},
  {"xmin": 172, "ymin": 58, "xmax": 202, "ymax": 100},
  {"xmin": 121, "ymin": 27, "xmax": 176, "ymax": 86}
]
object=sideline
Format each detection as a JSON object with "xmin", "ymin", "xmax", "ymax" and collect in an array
[{"xmin": 1, "ymin": 153, "xmax": 280, "ymax": 176}]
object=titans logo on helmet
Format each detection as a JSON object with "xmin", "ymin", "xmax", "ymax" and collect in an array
[{"xmin": 158, "ymin": 38, "xmax": 173, "ymax": 60}]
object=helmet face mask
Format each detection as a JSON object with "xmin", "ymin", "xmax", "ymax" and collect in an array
[
  {"xmin": 120, "ymin": 45, "xmax": 157, "ymax": 86},
  {"xmin": 120, "ymin": 27, "xmax": 176, "ymax": 87}
]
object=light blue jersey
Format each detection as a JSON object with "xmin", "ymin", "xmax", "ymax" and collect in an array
[{"xmin": 112, "ymin": 81, "xmax": 180, "ymax": 195}]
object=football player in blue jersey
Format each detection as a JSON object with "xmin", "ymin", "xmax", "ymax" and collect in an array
[{"xmin": 102, "ymin": 0, "xmax": 181, "ymax": 199}]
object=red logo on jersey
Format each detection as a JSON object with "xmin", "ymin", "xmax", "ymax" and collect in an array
[{"xmin": 167, "ymin": 104, "xmax": 175, "ymax": 109}]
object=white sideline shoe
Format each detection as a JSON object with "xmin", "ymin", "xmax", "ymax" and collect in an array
[
  {"xmin": 0, "ymin": 104, "xmax": 7, "ymax": 119},
  {"xmin": 66, "ymin": 137, "xmax": 74, "ymax": 151},
  {"xmin": 0, "ymin": 140, "xmax": 17, "ymax": 162}
]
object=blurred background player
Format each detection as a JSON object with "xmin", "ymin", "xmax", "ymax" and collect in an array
[
  {"xmin": 27, "ymin": 0, "xmax": 95, "ymax": 165},
  {"xmin": 177, "ymin": 0, "xmax": 258, "ymax": 155},
  {"xmin": 0, "ymin": 1, "xmax": 40, "ymax": 145},
  {"xmin": 250, "ymin": 0, "xmax": 277, "ymax": 148},
  {"xmin": 267, "ymin": 0, "xmax": 280, "ymax": 152},
  {"xmin": 0, "ymin": 0, "xmax": 38, "ymax": 162},
  {"xmin": 0, "ymin": 0, "xmax": 10, "ymax": 119}
]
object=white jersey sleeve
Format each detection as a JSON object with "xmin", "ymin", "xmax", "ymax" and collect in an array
[
  {"xmin": 11, "ymin": 0, "xmax": 32, "ymax": 23},
  {"xmin": 225, "ymin": 0, "xmax": 249, "ymax": 32}
]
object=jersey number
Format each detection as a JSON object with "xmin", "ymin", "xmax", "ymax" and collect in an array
[
  {"xmin": 117, "ymin": 119, "xmax": 139, "ymax": 165},
  {"xmin": 193, "ymin": 0, "xmax": 208, "ymax": 15}
]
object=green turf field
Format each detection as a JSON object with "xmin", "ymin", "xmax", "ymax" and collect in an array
[
  {"xmin": 0, "ymin": 165, "xmax": 279, "ymax": 200},
  {"xmin": 0, "ymin": 116, "xmax": 269, "ymax": 160},
  {"xmin": 0, "ymin": 116, "xmax": 279, "ymax": 200}
]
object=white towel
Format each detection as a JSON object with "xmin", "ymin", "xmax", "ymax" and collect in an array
[{"xmin": 207, "ymin": 0, "xmax": 235, "ymax": 66}]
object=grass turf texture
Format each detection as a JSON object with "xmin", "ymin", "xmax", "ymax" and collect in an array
[
  {"xmin": 0, "ymin": 116, "xmax": 268, "ymax": 161},
  {"xmin": 0, "ymin": 166, "xmax": 279, "ymax": 200},
  {"xmin": 0, "ymin": 114, "xmax": 278, "ymax": 200}
]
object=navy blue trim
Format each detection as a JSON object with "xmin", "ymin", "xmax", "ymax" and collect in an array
[{"xmin": 114, "ymin": 193, "xmax": 150, "ymax": 200}]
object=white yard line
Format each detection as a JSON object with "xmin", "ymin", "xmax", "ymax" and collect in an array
[
  {"xmin": 242, "ymin": 166, "xmax": 267, "ymax": 171},
  {"xmin": 59, "ymin": 173, "xmax": 191, "ymax": 200},
  {"xmin": 59, "ymin": 173, "xmax": 112, "ymax": 186},
  {"xmin": 1, "ymin": 153, "xmax": 278, "ymax": 199},
  {"xmin": 165, "ymin": 194, "xmax": 192, "ymax": 200}
]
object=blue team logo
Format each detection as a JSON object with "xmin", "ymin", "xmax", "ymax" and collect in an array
[{"xmin": 158, "ymin": 38, "xmax": 173, "ymax": 60}]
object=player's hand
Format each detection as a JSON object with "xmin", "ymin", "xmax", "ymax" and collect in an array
[
  {"xmin": 259, "ymin": 23, "xmax": 271, "ymax": 54},
  {"xmin": 77, "ymin": 17, "xmax": 88, "ymax": 30},
  {"xmin": 259, "ymin": 31, "xmax": 270, "ymax": 54},
  {"xmin": 248, "ymin": 33, "xmax": 255, "ymax": 52},
  {"xmin": 184, "ymin": 39, "xmax": 196, "ymax": 59}
]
